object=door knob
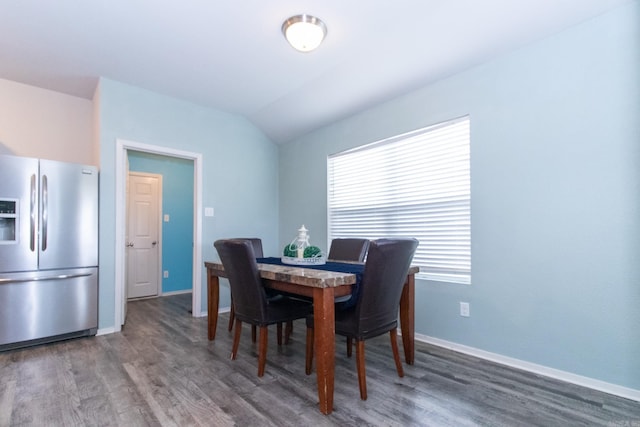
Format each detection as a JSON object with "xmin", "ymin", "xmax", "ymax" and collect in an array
[
  {"xmin": 126, "ymin": 242, "xmax": 134, "ymax": 247},
  {"xmin": 152, "ymin": 241, "xmax": 157, "ymax": 246}
]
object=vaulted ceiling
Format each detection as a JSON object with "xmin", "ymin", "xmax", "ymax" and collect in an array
[{"xmin": 0, "ymin": 0, "xmax": 632, "ymax": 144}]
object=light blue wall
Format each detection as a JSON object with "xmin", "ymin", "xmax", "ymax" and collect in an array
[
  {"xmin": 127, "ymin": 151, "xmax": 194, "ymax": 294},
  {"xmin": 279, "ymin": 3, "xmax": 640, "ymax": 390},
  {"xmin": 97, "ymin": 78, "xmax": 279, "ymax": 329}
]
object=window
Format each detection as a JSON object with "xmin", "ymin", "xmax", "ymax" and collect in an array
[{"xmin": 328, "ymin": 116, "xmax": 470, "ymax": 284}]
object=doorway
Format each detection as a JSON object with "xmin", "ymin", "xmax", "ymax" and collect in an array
[
  {"xmin": 115, "ymin": 139, "xmax": 203, "ymax": 331},
  {"xmin": 127, "ymin": 151, "xmax": 195, "ymax": 301}
]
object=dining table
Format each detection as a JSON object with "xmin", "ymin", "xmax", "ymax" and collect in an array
[{"xmin": 204, "ymin": 259, "xmax": 419, "ymax": 415}]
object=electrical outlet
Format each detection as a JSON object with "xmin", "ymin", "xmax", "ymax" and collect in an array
[
  {"xmin": 460, "ymin": 302, "xmax": 470, "ymax": 317},
  {"xmin": 163, "ymin": 270, "xmax": 169, "ymax": 278}
]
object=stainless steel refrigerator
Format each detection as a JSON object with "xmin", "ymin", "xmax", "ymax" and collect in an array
[{"xmin": 0, "ymin": 155, "xmax": 98, "ymax": 350}]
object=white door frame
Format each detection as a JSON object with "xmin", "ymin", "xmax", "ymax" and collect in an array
[{"xmin": 115, "ymin": 139, "xmax": 203, "ymax": 331}]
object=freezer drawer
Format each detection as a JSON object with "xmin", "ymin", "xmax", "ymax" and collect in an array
[{"xmin": 0, "ymin": 267, "xmax": 98, "ymax": 349}]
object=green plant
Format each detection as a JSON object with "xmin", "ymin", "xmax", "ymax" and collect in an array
[
  {"xmin": 283, "ymin": 243, "xmax": 297, "ymax": 257},
  {"xmin": 304, "ymin": 245, "xmax": 322, "ymax": 258}
]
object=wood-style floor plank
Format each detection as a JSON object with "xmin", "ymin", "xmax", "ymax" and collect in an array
[{"xmin": 0, "ymin": 293, "xmax": 638, "ymax": 426}]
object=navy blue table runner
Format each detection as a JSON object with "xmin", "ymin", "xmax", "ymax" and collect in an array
[{"xmin": 256, "ymin": 257, "xmax": 364, "ymax": 309}]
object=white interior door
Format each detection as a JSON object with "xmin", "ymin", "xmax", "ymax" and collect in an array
[{"xmin": 126, "ymin": 172, "xmax": 162, "ymax": 299}]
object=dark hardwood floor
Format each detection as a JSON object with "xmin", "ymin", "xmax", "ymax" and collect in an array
[{"xmin": 1, "ymin": 293, "xmax": 638, "ymax": 426}]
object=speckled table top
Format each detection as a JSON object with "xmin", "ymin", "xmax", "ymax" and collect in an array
[
  {"xmin": 205, "ymin": 261, "xmax": 356, "ymax": 288},
  {"xmin": 205, "ymin": 261, "xmax": 419, "ymax": 289}
]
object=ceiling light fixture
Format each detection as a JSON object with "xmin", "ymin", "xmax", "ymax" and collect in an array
[{"xmin": 282, "ymin": 14, "xmax": 327, "ymax": 53}]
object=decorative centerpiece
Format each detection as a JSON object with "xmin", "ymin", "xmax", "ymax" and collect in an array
[{"xmin": 282, "ymin": 224, "xmax": 326, "ymax": 265}]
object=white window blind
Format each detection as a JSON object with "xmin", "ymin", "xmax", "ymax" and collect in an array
[{"xmin": 328, "ymin": 116, "xmax": 470, "ymax": 284}]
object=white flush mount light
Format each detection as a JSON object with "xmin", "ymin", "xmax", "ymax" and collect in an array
[{"xmin": 282, "ymin": 14, "xmax": 327, "ymax": 53}]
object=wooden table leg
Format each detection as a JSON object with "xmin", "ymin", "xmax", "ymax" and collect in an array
[
  {"xmin": 313, "ymin": 287, "xmax": 335, "ymax": 415},
  {"xmin": 207, "ymin": 270, "xmax": 220, "ymax": 340},
  {"xmin": 399, "ymin": 273, "xmax": 415, "ymax": 364}
]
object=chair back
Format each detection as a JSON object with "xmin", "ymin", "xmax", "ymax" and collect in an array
[
  {"xmin": 214, "ymin": 239, "xmax": 268, "ymax": 322},
  {"xmin": 354, "ymin": 238, "xmax": 418, "ymax": 337},
  {"xmin": 238, "ymin": 238, "xmax": 263, "ymax": 257},
  {"xmin": 328, "ymin": 238, "xmax": 370, "ymax": 262}
]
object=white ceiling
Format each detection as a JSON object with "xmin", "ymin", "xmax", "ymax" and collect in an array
[{"xmin": 0, "ymin": 0, "xmax": 632, "ymax": 144}]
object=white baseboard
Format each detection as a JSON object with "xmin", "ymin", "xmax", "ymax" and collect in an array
[
  {"xmin": 161, "ymin": 289, "xmax": 192, "ymax": 297},
  {"xmin": 414, "ymin": 333, "xmax": 640, "ymax": 403},
  {"xmin": 196, "ymin": 306, "xmax": 230, "ymax": 318},
  {"xmin": 96, "ymin": 326, "xmax": 116, "ymax": 336}
]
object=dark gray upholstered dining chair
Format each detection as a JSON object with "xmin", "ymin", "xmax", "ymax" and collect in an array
[
  {"xmin": 325, "ymin": 237, "xmax": 371, "ymax": 335},
  {"xmin": 227, "ymin": 238, "xmax": 263, "ymax": 336},
  {"xmin": 327, "ymin": 238, "xmax": 370, "ymax": 262},
  {"xmin": 214, "ymin": 239, "xmax": 312, "ymax": 377},
  {"xmin": 305, "ymin": 238, "xmax": 418, "ymax": 400},
  {"xmin": 226, "ymin": 238, "xmax": 294, "ymax": 343}
]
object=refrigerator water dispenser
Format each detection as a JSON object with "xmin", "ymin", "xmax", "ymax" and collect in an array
[{"xmin": 0, "ymin": 199, "xmax": 17, "ymax": 243}]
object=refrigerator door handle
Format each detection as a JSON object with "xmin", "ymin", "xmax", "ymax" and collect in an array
[
  {"xmin": 30, "ymin": 174, "xmax": 36, "ymax": 252},
  {"xmin": 0, "ymin": 272, "xmax": 92, "ymax": 284},
  {"xmin": 41, "ymin": 174, "xmax": 48, "ymax": 251}
]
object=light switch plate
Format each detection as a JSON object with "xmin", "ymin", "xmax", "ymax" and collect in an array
[
  {"xmin": 205, "ymin": 207, "xmax": 214, "ymax": 217},
  {"xmin": 460, "ymin": 302, "xmax": 470, "ymax": 317}
]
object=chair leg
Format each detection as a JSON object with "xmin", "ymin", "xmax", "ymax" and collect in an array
[
  {"xmin": 305, "ymin": 327, "xmax": 314, "ymax": 375},
  {"xmin": 284, "ymin": 320, "xmax": 293, "ymax": 344},
  {"xmin": 257, "ymin": 326, "xmax": 268, "ymax": 377},
  {"xmin": 346, "ymin": 337, "xmax": 353, "ymax": 357},
  {"xmin": 228, "ymin": 296, "xmax": 235, "ymax": 332},
  {"xmin": 355, "ymin": 340, "xmax": 367, "ymax": 400},
  {"xmin": 231, "ymin": 319, "xmax": 242, "ymax": 360},
  {"xmin": 390, "ymin": 328, "xmax": 404, "ymax": 378},
  {"xmin": 277, "ymin": 322, "xmax": 283, "ymax": 345},
  {"xmin": 251, "ymin": 325, "xmax": 257, "ymax": 343}
]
